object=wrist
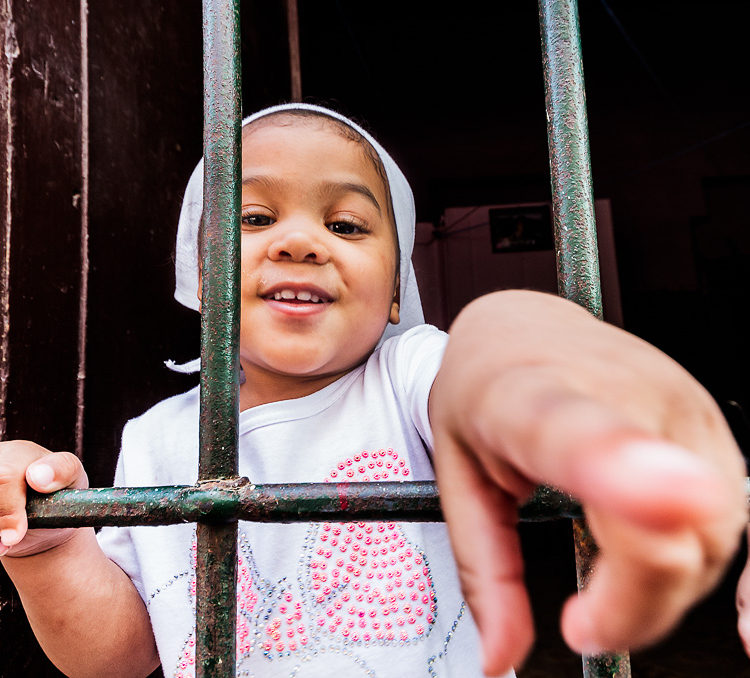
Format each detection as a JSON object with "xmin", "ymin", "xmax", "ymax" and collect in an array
[{"xmin": 1, "ymin": 526, "xmax": 90, "ymax": 564}]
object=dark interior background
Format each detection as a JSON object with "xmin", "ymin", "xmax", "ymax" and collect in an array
[
  {"xmin": 2, "ymin": 1, "xmax": 750, "ymax": 676},
  {"xmin": 83, "ymin": 0, "xmax": 750, "ymax": 485}
]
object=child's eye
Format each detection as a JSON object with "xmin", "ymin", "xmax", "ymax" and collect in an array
[
  {"xmin": 241, "ymin": 213, "xmax": 274, "ymax": 228},
  {"xmin": 327, "ymin": 220, "xmax": 368, "ymax": 236}
]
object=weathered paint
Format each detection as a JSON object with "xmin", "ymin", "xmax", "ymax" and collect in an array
[
  {"xmin": 198, "ymin": 0, "xmax": 241, "ymax": 675},
  {"xmin": 74, "ymin": 0, "xmax": 89, "ymax": 460},
  {"xmin": 539, "ymin": 1, "xmax": 631, "ymax": 676},
  {"xmin": 573, "ymin": 519, "xmax": 632, "ymax": 678},
  {"xmin": 25, "ymin": 481, "xmax": 586, "ymax": 526},
  {"xmin": 1, "ymin": 2, "xmax": 90, "ymax": 675},
  {"xmin": 0, "ymin": 0, "xmax": 15, "ymax": 443},
  {"xmin": 539, "ymin": 0, "xmax": 602, "ymax": 319},
  {"xmin": 197, "ymin": 521, "xmax": 237, "ymax": 677},
  {"xmin": 200, "ymin": 0, "xmax": 240, "ymax": 482},
  {"xmin": 285, "ymin": 0, "xmax": 301, "ymax": 101}
]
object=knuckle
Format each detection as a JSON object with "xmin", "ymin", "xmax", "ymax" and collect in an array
[
  {"xmin": 0, "ymin": 440, "xmax": 48, "ymax": 485},
  {"xmin": 0, "ymin": 439, "xmax": 44, "ymax": 458},
  {"xmin": 48, "ymin": 452, "xmax": 85, "ymax": 487},
  {"xmin": 640, "ymin": 535, "xmax": 704, "ymax": 584},
  {"xmin": 0, "ymin": 462, "xmax": 19, "ymax": 486},
  {"xmin": 0, "ymin": 466, "xmax": 26, "ymax": 513},
  {"xmin": 0, "ymin": 509, "xmax": 25, "ymax": 531}
]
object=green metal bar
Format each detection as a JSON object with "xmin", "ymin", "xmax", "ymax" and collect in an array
[
  {"xmin": 539, "ymin": 1, "xmax": 631, "ymax": 676},
  {"xmin": 200, "ymin": 0, "xmax": 241, "ymax": 481},
  {"xmin": 539, "ymin": 0, "xmax": 602, "ymax": 320},
  {"xmin": 25, "ymin": 482, "xmax": 582, "ymax": 528},
  {"xmin": 573, "ymin": 520, "xmax": 632, "ymax": 678},
  {"xmin": 199, "ymin": 0, "xmax": 241, "ymax": 675}
]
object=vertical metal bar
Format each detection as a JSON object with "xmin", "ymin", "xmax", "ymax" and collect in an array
[
  {"xmin": 75, "ymin": 0, "xmax": 90, "ymax": 460},
  {"xmin": 199, "ymin": 0, "xmax": 241, "ymax": 676},
  {"xmin": 286, "ymin": 0, "xmax": 302, "ymax": 101},
  {"xmin": 572, "ymin": 521, "xmax": 632, "ymax": 678},
  {"xmin": 0, "ymin": 0, "xmax": 16, "ymax": 444},
  {"xmin": 538, "ymin": 1, "xmax": 632, "ymax": 676},
  {"xmin": 539, "ymin": 0, "xmax": 602, "ymax": 319}
]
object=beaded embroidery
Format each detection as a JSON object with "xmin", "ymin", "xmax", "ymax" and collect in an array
[
  {"xmin": 295, "ymin": 448, "xmax": 436, "ymax": 650},
  {"xmin": 149, "ymin": 448, "xmax": 468, "ymax": 677}
]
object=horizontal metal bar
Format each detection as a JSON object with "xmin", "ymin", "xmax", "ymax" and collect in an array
[{"xmin": 25, "ymin": 480, "xmax": 583, "ymax": 528}]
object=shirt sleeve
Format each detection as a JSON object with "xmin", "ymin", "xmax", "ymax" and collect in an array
[{"xmin": 378, "ymin": 324, "xmax": 448, "ymax": 451}]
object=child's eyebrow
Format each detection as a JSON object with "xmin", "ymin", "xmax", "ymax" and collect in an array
[
  {"xmin": 241, "ymin": 174, "xmax": 285, "ymax": 193},
  {"xmin": 318, "ymin": 181, "xmax": 382, "ymax": 215},
  {"xmin": 242, "ymin": 174, "xmax": 382, "ymax": 215}
]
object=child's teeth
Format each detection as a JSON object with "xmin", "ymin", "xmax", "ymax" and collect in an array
[{"xmin": 269, "ymin": 289, "xmax": 325, "ymax": 302}]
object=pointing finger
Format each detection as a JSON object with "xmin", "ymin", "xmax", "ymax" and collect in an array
[
  {"xmin": 433, "ymin": 430, "xmax": 534, "ymax": 676},
  {"xmin": 468, "ymin": 368, "xmax": 742, "ymax": 532}
]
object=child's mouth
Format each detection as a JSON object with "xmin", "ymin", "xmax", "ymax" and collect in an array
[
  {"xmin": 268, "ymin": 289, "xmax": 326, "ymax": 304},
  {"xmin": 261, "ymin": 287, "xmax": 334, "ymax": 308}
]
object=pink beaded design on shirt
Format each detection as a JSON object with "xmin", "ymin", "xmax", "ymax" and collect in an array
[
  {"xmin": 299, "ymin": 448, "xmax": 436, "ymax": 647},
  {"xmin": 163, "ymin": 447, "xmax": 437, "ymax": 675},
  {"xmin": 259, "ymin": 586, "xmax": 311, "ymax": 657}
]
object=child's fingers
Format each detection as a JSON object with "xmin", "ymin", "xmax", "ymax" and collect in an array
[
  {"xmin": 0, "ymin": 507, "xmax": 28, "ymax": 552},
  {"xmin": 561, "ymin": 519, "xmax": 707, "ymax": 653},
  {"xmin": 0, "ymin": 444, "xmax": 43, "ymax": 550},
  {"xmin": 461, "ymin": 368, "xmax": 745, "ymax": 651},
  {"xmin": 470, "ymin": 367, "xmax": 744, "ymax": 532},
  {"xmin": 0, "ymin": 442, "xmax": 87, "ymax": 556},
  {"xmin": 26, "ymin": 452, "xmax": 87, "ymax": 493},
  {"xmin": 432, "ymin": 429, "xmax": 534, "ymax": 677}
]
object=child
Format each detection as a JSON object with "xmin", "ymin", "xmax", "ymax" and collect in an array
[{"xmin": 0, "ymin": 103, "xmax": 746, "ymax": 678}]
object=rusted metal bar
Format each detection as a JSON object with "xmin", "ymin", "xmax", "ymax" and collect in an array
[
  {"xmin": 75, "ymin": 0, "xmax": 90, "ymax": 460},
  {"xmin": 26, "ymin": 481, "xmax": 583, "ymax": 527},
  {"xmin": 573, "ymin": 519, "xmax": 632, "ymax": 678},
  {"xmin": 539, "ymin": 0, "xmax": 601, "ymax": 319},
  {"xmin": 539, "ymin": 1, "xmax": 631, "ymax": 676},
  {"xmin": 285, "ymin": 0, "xmax": 302, "ymax": 101},
  {"xmin": 200, "ymin": 0, "xmax": 241, "ymax": 675},
  {"xmin": 201, "ymin": 0, "xmax": 241, "ymax": 483}
]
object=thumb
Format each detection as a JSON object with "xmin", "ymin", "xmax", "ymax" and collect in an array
[{"xmin": 26, "ymin": 452, "xmax": 88, "ymax": 494}]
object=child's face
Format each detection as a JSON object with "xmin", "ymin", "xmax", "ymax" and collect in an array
[{"xmin": 236, "ymin": 120, "xmax": 399, "ymax": 389}]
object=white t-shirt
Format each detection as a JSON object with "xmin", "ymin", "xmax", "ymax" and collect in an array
[{"xmin": 97, "ymin": 325, "xmax": 515, "ymax": 678}]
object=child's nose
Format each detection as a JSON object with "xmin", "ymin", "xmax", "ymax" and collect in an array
[{"xmin": 267, "ymin": 223, "xmax": 330, "ymax": 264}]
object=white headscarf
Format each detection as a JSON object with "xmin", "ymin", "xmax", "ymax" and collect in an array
[{"xmin": 169, "ymin": 103, "xmax": 423, "ymax": 373}]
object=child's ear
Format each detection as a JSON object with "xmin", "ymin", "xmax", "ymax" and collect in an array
[{"xmin": 389, "ymin": 274, "xmax": 400, "ymax": 325}]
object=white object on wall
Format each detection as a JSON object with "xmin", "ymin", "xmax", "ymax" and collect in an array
[{"xmin": 412, "ymin": 200, "xmax": 622, "ymax": 330}]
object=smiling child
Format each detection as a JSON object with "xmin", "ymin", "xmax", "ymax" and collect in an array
[{"xmin": 0, "ymin": 104, "xmax": 746, "ymax": 678}]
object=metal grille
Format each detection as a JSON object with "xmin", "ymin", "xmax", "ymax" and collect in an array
[{"xmin": 25, "ymin": 1, "xmax": 629, "ymax": 676}]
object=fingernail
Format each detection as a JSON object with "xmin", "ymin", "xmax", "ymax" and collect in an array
[
  {"xmin": 27, "ymin": 463, "xmax": 55, "ymax": 489},
  {"xmin": 0, "ymin": 544, "xmax": 9, "ymax": 557},
  {"xmin": 1, "ymin": 528, "xmax": 19, "ymax": 547},
  {"xmin": 615, "ymin": 440, "xmax": 712, "ymax": 477}
]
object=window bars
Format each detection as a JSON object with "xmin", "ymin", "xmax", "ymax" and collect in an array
[{"xmin": 26, "ymin": 1, "xmax": 631, "ymax": 676}]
